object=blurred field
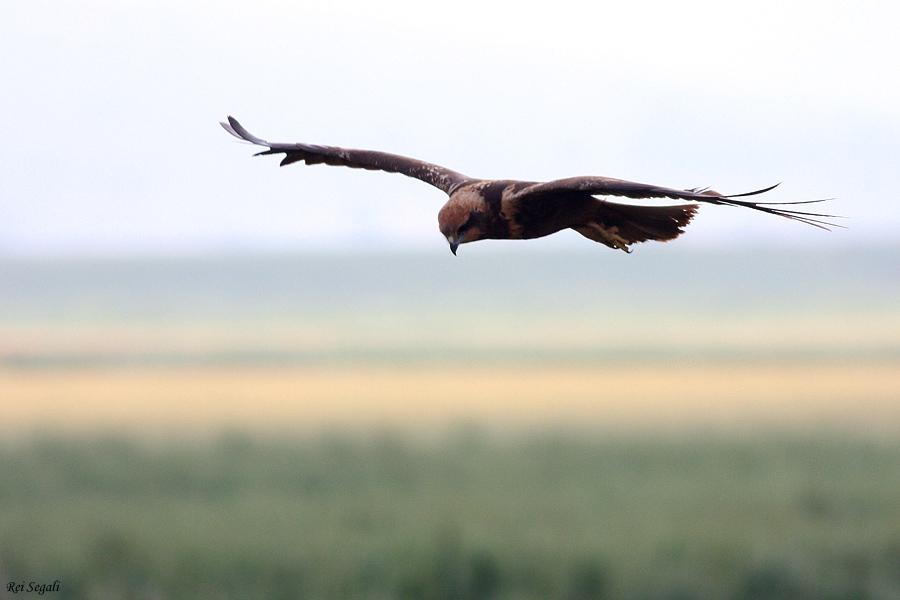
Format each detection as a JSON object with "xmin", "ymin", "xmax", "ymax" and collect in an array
[
  {"xmin": 1, "ymin": 247, "xmax": 899, "ymax": 598},
  {"xmin": 2, "ymin": 246, "xmax": 899, "ymax": 435},
  {"xmin": 4, "ymin": 430, "xmax": 900, "ymax": 599},
  {"xmin": 2, "ymin": 361, "xmax": 900, "ymax": 435}
]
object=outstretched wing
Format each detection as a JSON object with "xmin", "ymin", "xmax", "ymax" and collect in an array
[
  {"xmin": 513, "ymin": 176, "xmax": 839, "ymax": 229},
  {"xmin": 221, "ymin": 116, "xmax": 472, "ymax": 195}
]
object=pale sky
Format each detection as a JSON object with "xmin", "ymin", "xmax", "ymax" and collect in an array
[{"xmin": 2, "ymin": 0, "xmax": 898, "ymax": 256}]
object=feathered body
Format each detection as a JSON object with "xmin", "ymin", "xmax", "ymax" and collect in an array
[{"xmin": 435, "ymin": 180, "xmax": 696, "ymax": 253}]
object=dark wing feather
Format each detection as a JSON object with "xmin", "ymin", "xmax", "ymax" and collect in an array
[
  {"xmin": 513, "ymin": 176, "xmax": 840, "ymax": 229},
  {"xmin": 221, "ymin": 116, "xmax": 471, "ymax": 195}
]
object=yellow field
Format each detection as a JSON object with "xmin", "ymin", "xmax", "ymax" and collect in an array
[{"xmin": 3, "ymin": 360, "xmax": 899, "ymax": 435}]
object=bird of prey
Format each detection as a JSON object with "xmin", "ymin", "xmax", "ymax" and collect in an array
[{"xmin": 221, "ymin": 116, "xmax": 835, "ymax": 254}]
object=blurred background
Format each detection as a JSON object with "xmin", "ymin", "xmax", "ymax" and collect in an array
[{"xmin": 2, "ymin": 0, "xmax": 900, "ymax": 598}]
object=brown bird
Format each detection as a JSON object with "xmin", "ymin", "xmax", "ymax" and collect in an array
[{"xmin": 221, "ymin": 117, "xmax": 836, "ymax": 254}]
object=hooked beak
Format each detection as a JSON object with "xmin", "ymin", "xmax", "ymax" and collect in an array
[{"xmin": 447, "ymin": 235, "xmax": 459, "ymax": 256}]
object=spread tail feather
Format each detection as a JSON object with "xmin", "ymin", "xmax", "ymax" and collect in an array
[{"xmin": 573, "ymin": 202, "xmax": 698, "ymax": 252}]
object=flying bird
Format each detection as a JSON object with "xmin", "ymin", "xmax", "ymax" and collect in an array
[{"xmin": 221, "ymin": 117, "xmax": 836, "ymax": 254}]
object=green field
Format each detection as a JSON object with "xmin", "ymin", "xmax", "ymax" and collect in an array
[{"xmin": 3, "ymin": 430, "xmax": 900, "ymax": 599}]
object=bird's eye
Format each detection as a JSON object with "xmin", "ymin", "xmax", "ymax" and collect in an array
[{"xmin": 457, "ymin": 222, "xmax": 471, "ymax": 236}]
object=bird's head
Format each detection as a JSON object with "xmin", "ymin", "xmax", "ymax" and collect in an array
[{"xmin": 438, "ymin": 193, "xmax": 487, "ymax": 255}]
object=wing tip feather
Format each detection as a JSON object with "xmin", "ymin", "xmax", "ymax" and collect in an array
[
  {"xmin": 220, "ymin": 116, "xmax": 269, "ymax": 147},
  {"xmin": 699, "ymin": 183, "xmax": 842, "ymax": 230}
]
